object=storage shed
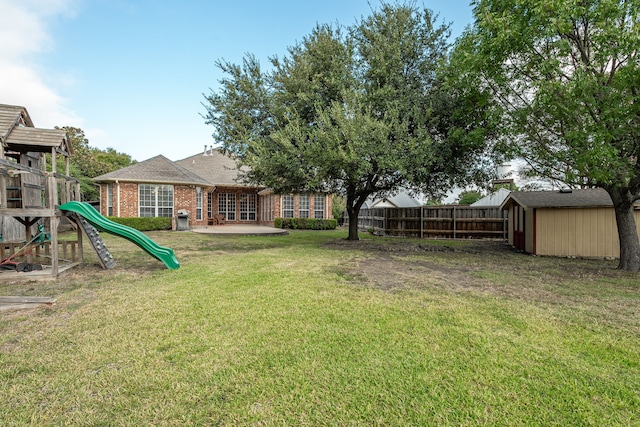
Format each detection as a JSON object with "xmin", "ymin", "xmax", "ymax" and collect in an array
[{"xmin": 500, "ymin": 188, "xmax": 640, "ymax": 258}]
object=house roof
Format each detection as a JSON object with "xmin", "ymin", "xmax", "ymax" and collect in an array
[
  {"xmin": 175, "ymin": 148, "xmax": 252, "ymax": 187},
  {"xmin": 471, "ymin": 188, "xmax": 511, "ymax": 207},
  {"xmin": 500, "ymin": 188, "xmax": 615, "ymax": 210},
  {"xmin": 363, "ymin": 190, "xmax": 424, "ymax": 209},
  {"xmin": 93, "ymin": 155, "xmax": 210, "ymax": 186}
]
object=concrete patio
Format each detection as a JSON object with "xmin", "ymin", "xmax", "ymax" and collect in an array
[{"xmin": 191, "ymin": 225, "xmax": 288, "ymax": 236}]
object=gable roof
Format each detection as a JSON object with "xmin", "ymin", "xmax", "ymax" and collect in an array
[
  {"xmin": 471, "ymin": 188, "xmax": 511, "ymax": 207},
  {"xmin": 93, "ymin": 155, "xmax": 210, "ymax": 186},
  {"xmin": 500, "ymin": 188, "xmax": 615, "ymax": 210},
  {"xmin": 363, "ymin": 190, "xmax": 425, "ymax": 209},
  {"xmin": 0, "ymin": 104, "xmax": 34, "ymax": 142},
  {"xmin": 175, "ymin": 148, "xmax": 252, "ymax": 187}
]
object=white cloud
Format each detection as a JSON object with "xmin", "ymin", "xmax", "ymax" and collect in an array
[{"xmin": 0, "ymin": 0, "xmax": 81, "ymax": 128}]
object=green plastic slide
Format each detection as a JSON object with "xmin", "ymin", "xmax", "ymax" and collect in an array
[{"xmin": 59, "ymin": 201, "xmax": 180, "ymax": 270}]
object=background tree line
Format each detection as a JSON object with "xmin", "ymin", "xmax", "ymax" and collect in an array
[{"xmin": 54, "ymin": 126, "xmax": 135, "ymax": 201}]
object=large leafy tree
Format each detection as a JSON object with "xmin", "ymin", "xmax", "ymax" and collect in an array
[
  {"xmin": 455, "ymin": 0, "xmax": 640, "ymax": 270},
  {"xmin": 56, "ymin": 126, "xmax": 135, "ymax": 201},
  {"xmin": 205, "ymin": 3, "xmax": 496, "ymax": 239}
]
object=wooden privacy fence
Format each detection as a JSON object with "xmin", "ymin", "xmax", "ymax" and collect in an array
[{"xmin": 358, "ymin": 206, "xmax": 508, "ymax": 239}]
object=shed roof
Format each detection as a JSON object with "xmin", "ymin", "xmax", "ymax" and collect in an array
[
  {"xmin": 175, "ymin": 148, "xmax": 252, "ymax": 187},
  {"xmin": 93, "ymin": 155, "xmax": 210, "ymax": 186},
  {"xmin": 500, "ymin": 188, "xmax": 615, "ymax": 210}
]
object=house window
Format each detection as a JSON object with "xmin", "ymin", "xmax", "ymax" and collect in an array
[
  {"xmin": 314, "ymin": 195, "xmax": 325, "ymax": 219},
  {"xmin": 139, "ymin": 184, "xmax": 174, "ymax": 217},
  {"xmin": 239, "ymin": 194, "xmax": 256, "ymax": 221},
  {"xmin": 282, "ymin": 195, "xmax": 294, "ymax": 218},
  {"xmin": 196, "ymin": 187, "xmax": 203, "ymax": 220},
  {"xmin": 218, "ymin": 193, "xmax": 236, "ymax": 221},
  {"xmin": 106, "ymin": 184, "xmax": 113, "ymax": 216},
  {"xmin": 299, "ymin": 195, "xmax": 310, "ymax": 218}
]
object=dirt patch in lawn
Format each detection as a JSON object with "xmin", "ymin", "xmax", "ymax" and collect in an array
[
  {"xmin": 325, "ymin": 238, "xmax": 633, "ymax": 301},
  {"xmin": 326, "ymin": 237, "xmax": 640, "ymax": 335}
]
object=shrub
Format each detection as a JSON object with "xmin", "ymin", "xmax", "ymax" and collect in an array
[
  {"xmin": 106, "ymin": 216, "xmax": 172, "ymax": 231},
  {"xmin": 274, "ymin": 218, "xmax": 337, "ymax": 230}
]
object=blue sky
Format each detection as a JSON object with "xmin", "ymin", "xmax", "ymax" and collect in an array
[{"xmin": 1, "ymin": 0, "xmax": 474, "ymax": 162}]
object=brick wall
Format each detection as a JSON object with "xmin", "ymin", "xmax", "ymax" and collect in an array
[
  {"xmin": 99, "ymin": 182, "xmax": 333, "ymax": 227},
  {"xmin": 98, "ymin": 182, "xmax": 138, "ymax": 217},
  {"xmin": 118, "ymin": 183, "xmax": 139, "ymax": 217}
]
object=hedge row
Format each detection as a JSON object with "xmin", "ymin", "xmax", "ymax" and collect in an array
[
  {"xmin": 105, "ymin": 216, "xmax": 172, "ymax": 231},
  {"xmin": 274, "ymin": 217, "xmax": 338, "ymax": 230}
]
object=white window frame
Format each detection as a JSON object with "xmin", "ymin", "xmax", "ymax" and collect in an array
[
  {"xmin": 299, "ymin": 194, "xmax": 310, "ymax": 218},
  {"xmin": 218, "ymin": 193, "xmax": 236, "ymax": 221},
  {"xmin": 282, "ymin": 195, "xmax": 294, "ymax": 218},
  {"xmin": 196, "ymin": 187, "xmax": 203, "ymax": 220},
  {"xmin": 106, "ymin": 184, "xmax": 113, "ymax": 216},
  {"xmin": 314, "ymin": 195, "xmax": 325, "ymax": 219},
  {"xmin": 139, "ymin": 184, "xmax": 174, "ymax": 217},
  {"xmin": 239, "ymin": 194, "xmax": 257, "ymax": 221}
]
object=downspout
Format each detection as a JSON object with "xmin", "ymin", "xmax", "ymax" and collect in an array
[{"xmin": 115, "ymin": 179, "xmax": 120, "ymax": 217}]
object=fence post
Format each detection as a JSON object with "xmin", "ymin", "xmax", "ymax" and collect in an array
[
  {"xmin": 420, "ymin": 206, "xmax": 424, "ymax": 239},
  {"xmin": 453, "ymin": 205, "xmax": 456, "ymax": 239}
]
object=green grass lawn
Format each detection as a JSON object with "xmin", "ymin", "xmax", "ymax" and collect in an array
[{"xmin": 1, "ymin": 229, "xmax": 639, "ymax": 426}]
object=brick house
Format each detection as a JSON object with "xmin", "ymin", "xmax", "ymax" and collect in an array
[{"xmin": 93, "ymin": 148, "xmax": 332, "ymax": 227}]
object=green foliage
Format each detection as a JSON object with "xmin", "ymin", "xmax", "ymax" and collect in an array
[
  {"xmin": 457, "ymin": 190, "xmax": 484, "ymax": 205},
  {"xmin": 55, "ymin": 126, "xmax": 136, "ymax": 201},
  {"xmin": 493, "ymin": 182, "xmax": 518, "ymax": 192},
  {"xmin": 456, "ymin": 0, "xmax": 640, "ymax": 270},
  {"xmin": 204, "ymin": 3, "xmax": 497, "ymax": 240},
  {"xmin": 105, "ymin": 216, "xmax": 172, "ymax": 231},
  {"xmin": 274, "ymin": 217, "xmax": 337, "ymax": 230},
  {"xmin": 331, "ymin": 195, "xmax": 346, "ymax": 222}
]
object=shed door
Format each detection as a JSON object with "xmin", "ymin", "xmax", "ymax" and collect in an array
[{"xmin": 513, "ymin": 206, "xmax": 525, "ymax": 251}]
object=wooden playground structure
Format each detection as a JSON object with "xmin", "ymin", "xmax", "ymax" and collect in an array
[{"xmin": 0, "ymin": 104, "xmax": 85, "ymax": 281}]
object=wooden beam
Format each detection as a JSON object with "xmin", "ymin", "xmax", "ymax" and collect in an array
[
  {"xmin": 0, "ymin": 208, "xmax": 54, "ymax": 217},
  {"xmin": 50, "ymin": 215, "xmax": 59, "ymax": 277},
  {"xmin": 14, "ymin": 216, "xmax": 41, "ymax": 228},
  {"xmin": 51, "ymin": 146, "xmax": 56, "ymax": 174},
  {"xmin": 77, "ymin": 217, "xmax": 84, "ymax": 264},
  {"xmin": 0, "ymin": 296, "xmax": 55, "ymax": 304}
]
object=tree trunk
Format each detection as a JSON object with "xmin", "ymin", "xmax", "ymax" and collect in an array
[
  {"xmin": 610, "ymin": 190, "xmax": 640, "ymax": 272},
  {"xmin": 345, "ymin": 192, "xmax": 368, "ymax": 241},
  {"xmin": 347, "ymin": 208, "xmax": 360, "ymax": 240}
]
